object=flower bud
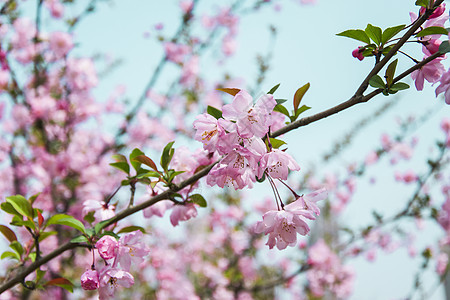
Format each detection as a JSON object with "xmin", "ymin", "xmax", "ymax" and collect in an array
[
  {"xmin": 96, "ymin": 235, "xmax": 118, "ymax": 260},
  {"xmin": 352, "ymin": 47, "xmax": 364, "ymax": 61},
  {"xmin": 81, "ymin": 269, "xmax": 99, "ymax": 290}
]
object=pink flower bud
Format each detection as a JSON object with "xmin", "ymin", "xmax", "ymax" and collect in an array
[
  {"xmin": 352, "ymin": 47, "xmax": 364, "ymax": 61},
  {"xmin": 96, "ymin": 235, "xmax": 118, "ymax": 260},
  {"xmin": 420, "ymin": 3, "xmax": 446, "ymax": 19},
  {"xmin": 81, "ymin": 269, "xmax": 99, "ymax": 290}
]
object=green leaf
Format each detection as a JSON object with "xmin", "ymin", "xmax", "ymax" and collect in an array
[
  {"xmin": 83, "ymin": 211, "xmax": 95, "ymax": 224},
  {"xmin": 10, "ymin": 241, "xmax": 23, "ymax": 256},
  {"xmin": 269, "ymin": 138, "xmax": 287, "ymax": 149},
  {"xmin": 117, "ymin": 226, "xmax": 146, "ymax": 234},
  {"xmin": 38, "ymin": 231, "xmax": 57, "ymax": 242},
  {"xmin": 160, "ymin": 141, "xmax": 175, "ymax": 172},
  {"xmin": 293, "ymin": 83, "xmax": 310, "ymax": 112},
  {"xmin": 415, "ymin": 0, "xmax": 429, "ymax": 7},
  {"xmin": 1, "ymin": 251, "xmax": 20, "ymax": 261},
  {"xmin": 416, "ymin": 26, "xmax": 449, "ymax": 38},
  {"xmin": 291, "ymin": 105, "xmax": 311, "ymax": 122},
  {"xmin": 29, "ymin": 193, "xmax": 41, "ymax": 205},
  {"xmin": 167, "ymin": 170, "xmax": 185, "ymax": 183},
  {"xmin": 381, "ymin": 25, "xmax": 405, "ymax": 44},
  {"xmin": 10, "ymin": 216, "xmax": 36, "ymax": 230},
  {"xmin": 273, "ymin": 104, "xmax": 290, "ymax": 118},
  {"xmin": 369, "ymin": 75, "xmax": 385, "ymax": 89},
  {"xmin": 36, "ymin": 269, "xmax": 46, "ymax": 284},
  {"xmin": 44, "ymin": 278, "xmax": 74, "ymax": 293},
  {"xmin": 385, "ymin": 59, "xmax": 398, "ymax": 86},
  {"xmin": 129, "ymin": 148, "xmax": 145, "ymax": 173},
  {"xmin": 207, "ymin": 105, "xmax": 223, "ymax": 119},
  {"xmin": 389, "ymin": 82, "xmax": 410, "ymax": 92},
  {"xmin": 217, "ymin": 88, "xmax": 240, "ymax": 96},
  {"xmin": 133, "ymin": 155, "xmax": 159, "ymax": 172},
  {"xmin": 440, "ymin": 40, "xmax": 450, "ymax": 54},
  {"xmin": 111, "ymin": 154, "xmax": 127, "ymax": 163},
  {"xmin": 189, "ymin": 194, "xmax": 207, "ymax": 207},
  {"xmin": 336, "ymin": 29, "xmax": 370, "ymax": 44},
  {"xmin": 94, "ymin": 220, "xmax": 110, "ymax": 235},
  {"xmin": 275, "ymin": 99, "xmax": 287, "ymax": 105},
  {"xmin": 47, "ymin": 214, "xmax": 86, "ymax": 234},
  {"xmin": 365, "ymin": 24, "xmax": 383, "ymax": 45},
  {"xmin": 0, "ymin": 225, "xmax": 17, "ymax": 243},
  {"xmin": 6, "ymin": 195, "xmax": 33, "ymax": 218},
  {"xmin": 110, "ymin": 162, "xmax": 130, "ymax": 175},
  {"xmin": 70, "ymin": 235, "xmax": 89, "ymax": 243},
  {"xmin": 136, "ymin": 171, "xmax": 162, "ymax": 179},
  {"xmin": 1, "ymin": 202, "xmax": 22, "ymax": 217},
  {"xmin": 267, "ymin": 83, "xmax": 280, "ymax": 95}
]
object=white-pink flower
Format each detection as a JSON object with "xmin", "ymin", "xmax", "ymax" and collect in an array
[
  {"xmin": 222, "ymin": 90, "xmax": 276, "ymax": 138},
  {"xmin": 98, "ymin": 267, "xmax": 134, "ymax": 300},
  {"xmin": 116, "ymin": 230, "xmax": 150, "ymax": 271},
  {"xmin": 257, "ymin": 149, "xmax": 300, "ymax": 180}
]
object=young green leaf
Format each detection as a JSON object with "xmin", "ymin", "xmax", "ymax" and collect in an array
[
  {"xmin": 0, "ymin": 225, "xmax": 17, "ymax": 243},
  {"xmin": 385, "ymin": 59, "xmax": 398, "ymax": 86},
  {"xmin": 292, "ymin": 105, "xmax": 311, "ymax": 122},
  {"xmin": 381, "ymin": 25, "xmax": 405, "ymax": 44},
  {"xmin": 217, "ymin": 87, "xmax": 240, "ymax": 96},
  {"xmin": 415, "ymin": 0, "xmax": 429, "ymax": 7},
  {"xmin": 6, "ymin": 195, "xmax": 33, "ymax": 219},
  {"xmin": 369, "ymin": 75, "xmax": 386, "ymax": 89},
  {"xmin": 133, "ymin": 155, "xmax": 159, "ymax": 172},
  {"xmin": 111, "ymin": 154, "xmax": 127, "ymax": 163},
  {"xmin": 44, "ymin": 278, "xmax": 74, "ymax": 293},
  {"xmin": 416, "ymin": 26, "xmax": 449, "ymax": 38},
  {"xmin": 336, "ymin": 29, "xmax": 370, "ymax": 44},
  {"xmin": 269, "ymin": 138, "xmax": 287, "ymax": 149},
  {"xmin": 267, "ymin": 83, "xmax": 280, "ymax": 95},
  {"xmin": 389, "ymin": 82, "xmax": 410, "ymax": 92},
  {"xmin": 365, "ymin": 24, "xmax": 383, "ymax": 45},
  {"xmin": 38, "ymin": 231, "xmax": 57, "ymax": 242},
  {"xmin": 275, "ymin": 99, "xmax": 287, "ymax": 105},
  {"xmin": 129, "ymin": 148, "xmax": 145, "ymax": 173},
  {"xmin": 160, "ymin": 141, "xmax": 175, "ymax": 172},
  {"xmin": 293, "ymin": 83, "xmax": 310, "ymax": 112},
  {"xmin": 70, "ymin": 235, "xmax": 89, "ymax": 243},
  {"xmin": 1, "ymin": 251, "xmax": 20, "ymax": 261},
  {"xmin": 110, "ymin": 162, "xmax": 130, "ymax": 175},
  {"xmin": 47, "ymin": 214, "xmax": 86, "ymax": 234},
  {"xmin": 1, "ymin": 202, "xmax": 22, "ymax": 217},
  {"xmin": 117, "ymin": 226, "xmax": 146, "ymax": 234},
  {"xmin": 439, "ymin": 41, "xmax": 450, "ymax": 54},
  {"xmin": 10, "ymin": 241, "xmax": 24, "ymax": 257},
  {"xmin": 207, "ymin": 105, "xmax": 223, "ymax": 119},
  {"xmin": 189, "ymin": 194, "xmax": 207, "ymax": 207},
  {"xmin": 29, "ymin": 193, "xmax": 41, "ymax": 205},
  {"xmin": 273, "ymin": 104, "xmax": 290, "ymax": 118}
]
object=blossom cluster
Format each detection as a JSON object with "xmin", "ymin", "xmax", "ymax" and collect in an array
[
  {"xmin": 80, "ymin": 231, "xmax": 150, "ymax": 299},
  {"xmin": 255, "ymin": 188, "xmax": 328, "ymax": 250},
  {"xmin": 307, "ymin": 239, "xmax": 355, "ymax": 298},
  {"xmin": 194, "ymin": 89, "xmax": 299, "ymax": 190}
]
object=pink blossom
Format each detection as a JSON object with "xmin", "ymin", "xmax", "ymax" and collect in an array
[
  {"xmin": 436, "ymin": 252, "xmax": 448, "ymax": 275},
  {"xmin": 96, "ymin": 235, "xmax": 118, "ymax": 260},
  {"xmin": 66, "ymin": 58, "xmax": 98, "ymax": 91},
  {"xmin": 80, "ymin": 269, "xmax": 99, "ymax": 290},
  {"xmin": 98, "ymin": 267, "xmax": 134, "ymax": 299},
  {"xmin": 258, "ymin": 149, "xmax": 300, "ymax": 180},
  {"xmin": 116, "ymin": 230, "xmax": 150, "ymax": 271},
  {"xmin": 170, "ymin": 202, "xmax": 198, "ymax": 226},
  {"xmin": 193, "ymin": 113, "xmax": 224, "ymax": 152},
  {"xmin": 179, "ymin": 0, "xmax": 194, "ymax": 14},
  {"xmin": 83, "ymin": 199, "xmax": 115, "ymax": 221},
  {"xmin": 222, "ymin": 90, "xmax": 277, "ymax": 138},
  {"xmin": 144, "ymin": 200, "xmax": 172, "ymax": 218},
  {"xmin": 436, "ymin": 68, "xmax": 450, "ymax": 104},
  {"xmin": 0, "ymin": 69, "xmax": 9, "ymax": 90},
  {"xmin": 255, "ymin": 189, "xmax": 326, "ymax": 250},
  {"xmin": 49, "ymin": 31, "xmax": 73, "ymax": 59},
  {"xmin": 45, "ymin": 0, "xmax": 64, "ymax": 18},
  {"xmin": 411, "ymin": 58, "xmax": 445, "ymax": 91},
  {"xmin": 164, "ymin": 42, "xmax": 191, "ymax": 64}
]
